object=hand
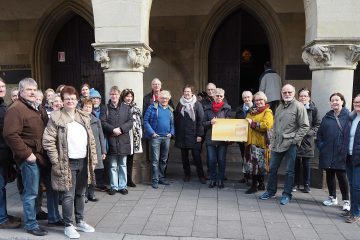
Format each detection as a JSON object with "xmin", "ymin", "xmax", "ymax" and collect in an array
[
  {"xmin": 152, "ymin": 133, "xmax": 159, "ymax": 138},
  {"xmin": 26, "ymin": 153, "xmax": 36, "ymax": 163},
  {"xmin": 196, "ymin": 137, "xmax": 202, "ymax": 142},
  {"xmin": 102, "ymin": 154, "xmax": 106, "ymax": 160},
  {"xmin": 246, "ymin": 118, "xmax": 253, "ymax": 124},
  {"xmin": 166, "ymin": 133, "xmax": 172, "ymax": 138},
  {"xmin": 113, "ymin": 127, "xmax": 122, "ymax": 136},
  {"xmin": 211, "ymin": 118, "xmax": 217, "ymax": 125}
]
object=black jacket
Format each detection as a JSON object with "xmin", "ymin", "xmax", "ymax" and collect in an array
[
  {"xmin": 0, "ymin": 98, "xmax": 12, "ymax": 167},
  {"xmin": 174, "ymin": 101, "xmax": 204, "ymax": 149},
  {"xmin": 100, "ymin": 101, "xmax": 133, "ymax": 155}
]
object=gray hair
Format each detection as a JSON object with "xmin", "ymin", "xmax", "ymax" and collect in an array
[
  {"xmin": 19, "ymin": 78, "xmax": 37, "ymax": 92},
  {"xmin": 215, "ymin": 88, "xmax": 225, "ymax": 96},
  {"xmin": 36, "ymin": 89, "xmax": 43, "ymax": 98},
  {"xmin": 159, "ymin": 90, "xmax": 171, "ymax": 99},
  {"xmin": 11, "ymin": 87, "xmax": 18, "ymax": 94},
  {"xmin": 254, "ymin": 91, "xmax": 268, "ymax": 102},
  {"xmin": 152, "ymin": 78, "xmax": 161, "ymax": 85},
  {"xmin": 242, "ymin": 91, "xmax": 253, "ymax": 99}
]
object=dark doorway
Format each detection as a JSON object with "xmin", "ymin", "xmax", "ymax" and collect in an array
[
  {"xmin": 208, "ymin": 9, "xmax": 270, "ymax": 108},
  {"xmin": 51, "ymin": 15, "xmax": 104, "ymax": 97}
]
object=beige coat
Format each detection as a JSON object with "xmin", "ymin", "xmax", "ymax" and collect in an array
[{"xmin": 42, "ymin": 109, "xmax": 97, "ymax": 192}]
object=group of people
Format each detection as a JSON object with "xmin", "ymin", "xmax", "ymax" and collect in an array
[{"xmin": 1, "ymin": 64, "xmax": 360, "ymax": 240}]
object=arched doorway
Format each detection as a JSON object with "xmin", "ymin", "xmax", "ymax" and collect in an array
[
  {"xmin": 208, "ymin": 9, "xmax": 270, "ymax": 108},
  {"xmin": 51, "ymin": 15, "xmax": 104, "ymax": 96}
]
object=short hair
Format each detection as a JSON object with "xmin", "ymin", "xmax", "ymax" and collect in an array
[
  {"xmin": 109, "ymin": 86, "xmax": 121, "ymax": 94},
  {"xmin": 0, "ymin": 77, "xmax": 5, "ymax": 84},
  {"xmin": 151, "ymin": 78, "xmax": 161, "ymax": 85},
  {"xmin": 215, "ymin": 88, "xmax": 225, "ymax": 96},
  {"xmin": 330, "ymin": 92, "xmax": 346, "ymax": 107},
  {"xmin": 159, "ymin": 90, "xmax": 171, "ymax": 99},
  {"xmin": 254, "ymin": 91, "xmax": 268, "ymax": 102},
  {"xmin": 282, "ymin": 84, "xmax": 296, "ymax": 92},
  {"xmin": 206, "ymin": 83, "xmax": 216, "ymax": 89},
  {"xmin": 81, "ymin": 83, "xmax": 90, "ymax": 90},
  {"xmin": 82, "ymin": 99, "xmax": 93, "ymax": 107},
  {"xmin": 242, "ymin": 91, "xmax": 253, "ymax": 99},
  {"xmin": 183, "ymin": 84, "xmax": 195, "ymax": 93},
  {"xmin": 36, "ymin": 89, "xmax": 43, "ymax": 98},
  {"xmin": 11, "ymin": 87, "xmax": 18, "ymax": 94},
  {"xmin": 56, "ymin": 84, "xmax": 66, "ymax": 93},
  {"xmin": 49, "ymin": 93, "xmax": 61, "ymax": 105},
  {"xmin": 60, "ymin": 85, "xmax": 79, "ymax": 101},
  {"xmin": 120, "ymin": 88, "xmax": 134, "ymax": 102},
  {"xmin": 298, "ymin": 87, "xmax": 311, "ymax": 98},
  {"xmin": 44, "ymin": 88, "xmax": 55, "ymax": 96},
  {"xmin": 19, "ymin": 78, "xmax": 37, "ymax": 92},
  {"xmin": 264, "ymin": 61, "xmax": 271, "ymax": 69}
]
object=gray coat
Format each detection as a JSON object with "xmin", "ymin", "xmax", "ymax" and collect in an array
[{"xmin": 90, "ymin": 115, "xmax": 106, "ymax": 169}]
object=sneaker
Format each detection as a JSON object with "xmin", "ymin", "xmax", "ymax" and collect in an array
[
  {"xmin": 280, "ymin": 195, "xmax": 290, "ymax": 205},
  {"xmin": 76, "ymin": 220, "xmax": 95, "ymax": 232},
  {"xmin": 152, "ymin": 182, "xmax": 159, "ymax": 189},
  {"xmin": 346, "ymin": 215, "xmax": 360, "ymax": 223},
  {"xmin": 0, "ymin": 219, "xmax": 21, "ymax": 229},
  {"xmin": 292, "ymin": 187, "xmax": 297, "ymax": 192},
  {"xmin": 108, "ymin": 189, "xmax": 116, "ymax": 195},
  {"xmin": 27, "ymin": 226, "xmax": 48, "ymax": 236},
  {"xmin": 323, "ymin": 196, "xmax": 338, "ymax": 206},
  {"xmin": 64, "ymin": 224, "xmax": 80, "ymax": 239},
  {"xmin": 259, "ymin": 191, "xmax": 275, "ymax": 200},
  {"xmin": 342, "ymin": 200, "xmax": 351, "ymax": 211},
  {"xmin": 303, "ymin": 185, "xmax": 311, "ymax": 193},
  {"xmin": 341, "ymin": 211, "xmax": 351, "ymax": 218}
]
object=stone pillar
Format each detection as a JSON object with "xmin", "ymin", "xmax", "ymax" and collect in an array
[{"xmin": 302, "ymin": 42, "xmax": 360, "ymax": 117}]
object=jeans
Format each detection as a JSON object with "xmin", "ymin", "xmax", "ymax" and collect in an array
[
  {"xmin": 0, "ymin": 167, "xmax": 8, "ymax": 224},
  {"xmin": 42, "ymin": 166, "xmax": 61, "ymax": 223},
  {"xmin": 267, "ymin": 144, "xmax": 297, "ymax": 198},
  {"xmin": 207, "ymin": 145, "xmax": 228, "ymax": 181},
  {"xmin": 181, "ymin": 148, "xmax": 205, "ymax": 178},
  {"xmin": 108, "ymin": 155, "xmax": 127, "ymax": 190},
  {"xmin": 151, "ymin": 137, "xmax": 170, "ymax": 183},
  {"xmin": 325, "ymin": 169, "xmax": 349, "ymax": 200},
  {"xmin": 20, "ymin": 161, "xmax": 40, "ymax": 230},
  {"xmin": 294, "ymin": 157, "xmax": 311, "ymax": 187},
  {"xmin": 346, "ymin": 156, "xmax": 360, "ymax": 216},
  {"xmin": 62, "ymin": 158, "xmax": 87, "ymax": 225}
]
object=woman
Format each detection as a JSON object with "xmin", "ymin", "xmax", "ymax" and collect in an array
[
  {"xmin": 293, "ymin": 88, "xmax": 320, "ymax": 193},
  {"xmin": 175, "ymin": 85, "xmax": 206, "ymax": 184},
  {"xmin": 203, "ymin": 88, "xmax": 231, "ymax": 188},
  {"xmin": 243, "ymin": 91, "xmax": 273, "ymax": 194},
  {"xmin": 120, "ymin": 88, "xmax": 143, "ymax": 187},
  {"xmin": 43, "ymin": 86, "xmax": 97, "ymax": 239},
  {"xmin": 43, "ymin": 88, "xmax": 55, "ymax": 113},
  {"xmin": 78, "ymin": 83, "xmax": 90, "ymax": 108},
  {"xmin": 317, "ymin": 92, "xmax": 350, "ymax": 211},
  {"xmin": 345, "ymin": 94, "xmax": 360, "ymax": 223}
]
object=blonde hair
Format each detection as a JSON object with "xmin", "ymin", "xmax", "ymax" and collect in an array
[
  {"xmin": 215, "ymin": 88, "xmax": 225, "ymax": 96},
  {"xmin": 254, "ymin": 91, "xmax": 268, "ymax": 102}
]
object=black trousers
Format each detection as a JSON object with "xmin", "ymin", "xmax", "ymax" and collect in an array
[
  {"xmin": 181, "ymin": 148, "xmax": 204, "ymax": 178},
  {"xmin": 325, "ymin": 169, "xmax": 349, "ymax": 200}
]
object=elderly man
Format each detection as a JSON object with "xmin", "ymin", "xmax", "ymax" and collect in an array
[
  {"xmin": 201, "ymin": 83, "xmax": 217, "ymax": 109},
  {"xmin": 144, "ymin": 90, "xmax": 175, "ymax": 189},
  {"xmin": 143, "ymin": 78, "xmax": 174, "ymax": 114},
  {"xmin": 259, "ymin": 84, "xmax": 309, "ymax": 205},
  {"xmin": 3, "ymin": 78, "xmax": 50, "ymax": 236}
]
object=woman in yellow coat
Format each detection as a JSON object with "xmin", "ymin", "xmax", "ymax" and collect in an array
[{"xmin": 244, "ymin": 91, "xmax": 274, "ymax": 194}]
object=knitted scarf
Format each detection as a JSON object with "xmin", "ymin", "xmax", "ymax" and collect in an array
[
  {"xmin": 179, "ymin": 95, "xmax": 197, "ymax": 121},
  {"xmin": 212, "ymin": 101, "xmax": 224, "ymax": 113}
]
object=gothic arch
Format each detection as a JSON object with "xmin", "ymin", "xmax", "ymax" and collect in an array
[
  {"xmin": 32, "ymin": 1, "xmax": 93, "ymax": 88},
  {"xmin": 195, "ymin": 0, "xmax": 285, "ymax": 90}
]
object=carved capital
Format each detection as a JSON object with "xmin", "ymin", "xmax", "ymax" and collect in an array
[
  {"xmin": 94, "ymin": 49, "xmax": 111, "ymax": 69},
  {"xmin": 346, "ymin": 45, "xmax": 360, "ymax": 65},
  {"xmin": 127, "ymin": 47, "xmax": 152, "ymax": 70},
  {"xmin": 302, "ymin": 44, "xmax": 334, "ymax": 70}
]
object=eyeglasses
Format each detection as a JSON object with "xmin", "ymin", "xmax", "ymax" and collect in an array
[
  {"xmin": 353, "ymin": 101, "xmax": 360, "ymax": 104},
  {"xmin": 299, "ymin": 95, "xmax": 309, "ymax": 98},
  {"xmin": 282, "ymin": 91, "xmax": 293, "ymax": 95},
  {"xmin": 63, "ymin": 97, "xmax": 77, "ymax": 101},
  {"xmin": 215, "ymin": 95, "xmax": 224, "ymax": 98},
  {"xmin": 254, "ymin": 99, "xmax": 264, "ymax": 102},
  {"xmin": 160, "ymin": 97, "xmax": 169, "ymax": 100}
]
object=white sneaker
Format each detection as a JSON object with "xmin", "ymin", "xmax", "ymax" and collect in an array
[
  {"xmin": 64, "ymin": 224, "xmax": 80, "ymax": 239},
  {"xmin": 76, "ymin": 220, "xmax": 95, "ymax": 233},
  {"xmin": 342, "ymin": 200, "xmax": 351, "ymax": 211},
  {"xmin": 323, "ymin": 196, "xmax": 338, "ymax": 206}
]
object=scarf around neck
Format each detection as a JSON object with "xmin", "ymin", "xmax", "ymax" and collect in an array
[
  {"xmin": 212, "ymin": 101, "xmax": 224, "ymax": 113},
  {"xmin": 179, "ymin": 95, "xmax": 197, "ymax": 121},
  {"xmin": 249, "ymin": 104, "xmax": 269, "ymax": 115}
]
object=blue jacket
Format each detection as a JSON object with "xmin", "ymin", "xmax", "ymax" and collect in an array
[
  {"xmin": 317, "ymin": 107, "xmax": 350, "ymax": 170},
  {"xmin": 348, "ymin": 111, "xmax": 360, "ymax": 167},
  {"xmin": 144, "ymin": 102, "xmax": 175, "ymax": 139}
]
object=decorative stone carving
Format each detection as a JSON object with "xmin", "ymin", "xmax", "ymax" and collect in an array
[
  {"xmin": 94, "ymin": 49, "xmax": 110, "ymax": 69},
  {"xmin": 346, "ymin": 45, "xmax": 360, "ymax": 65},
  {"xmin": 302, "ymin": 44, "xmax": 335, "ymax": 70},
  {"xmin": 127, "ymin": 48, "xmax": 151, "ymax": 70}
]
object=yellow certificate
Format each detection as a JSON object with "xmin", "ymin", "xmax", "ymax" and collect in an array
[{"xmin": 211, "ymin": 119, "xmax": 248, "ymax": 142}]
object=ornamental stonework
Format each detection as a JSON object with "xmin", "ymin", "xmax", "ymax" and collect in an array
[
  {"xmin": 94, "ymin": 48, "xmax": 110, "ymax": 69},
  {"xmin": 127, "ymin": 48, "xmax": 152, "ymax": 70}
]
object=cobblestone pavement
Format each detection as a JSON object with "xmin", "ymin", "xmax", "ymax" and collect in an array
[{"xmin": 2, "ymin": 174, "xmax": 360, "ymax": 240}]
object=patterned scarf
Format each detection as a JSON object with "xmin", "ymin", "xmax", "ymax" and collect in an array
[
  {"xmin": 249, "ymin": 104, "xmax": 270, "ymax": 115},
  {"xmin": 179, "ymin": 95, "xmax": 197, "ymax": 121}
]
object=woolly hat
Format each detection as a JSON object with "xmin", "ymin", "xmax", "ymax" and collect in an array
[{"xmin": 89, "ymin": 88, "xmax": 101, "ymax": 99}]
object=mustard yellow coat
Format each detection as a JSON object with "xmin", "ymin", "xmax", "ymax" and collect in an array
[{"xmin": 245, "ymin": 108, "xmax": 274, "ymax": 149}]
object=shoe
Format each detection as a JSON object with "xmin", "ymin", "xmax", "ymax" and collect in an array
[
  {"xmin": 208, "ymin": 181, "xmax": 216, "ymax": 188},
  {"xmin": 76, "ymin": 220, "xmax": 95, "ymax": 232},
  {"xmin": 7, "ymin": 215, "xmax": 21, "ymax": 223},
  {"xmin": 346, "ymin": 215, "xmax": 360, "ymax": 223},
  {"xmin": 127, "ymin": 181, "xmax": 136, "ymax": 187},
  {"xmin": 0, "ymin": 219, "xmax": 21, "ymax": 229},
  {"xmin": 159, "ymin": 179, "xmax": 170, "ymax": 185},
  {"xmin": 259, "ymin": 191, "xmax": 275, "ymax": 200},
  {"xmin": 280, "ymin": 195, "xmax": 290, "ymax": 205},
  {"xmin": 218, "ymin": 181, "xmax": 224, "ymax": 189},
  {"xmin": 27, "ymin": 226, "xmax": 48, "ymax": 236},
  {"xmin": 323, "ymin": 196, "xmax": 338, "ymax": 206},
  {"xmin": 303, "ymin": 185, "xmax": 311, "ymax": 193},
  {"xmin": 183, "ymin": 176, "xmax": 190, "ymax": 182},
  {"xmin": 108, "ymin": 189, "xmax": 116, "ymax": 195},
  {"xmin": 152, "ymin": 183, "xmax": 159, "ymax": 189},
  {"xmin": 95, "ymin": 185, "xmax": 108, "ymax": 192},
  {"xmin": 64, "ymin": 224, "xmax": 80, "ymax": 238},
  {"xmin": 245, "ymin": 186, "xmax": 258, "ymax": 194},
  {"xmin": 36, "ymin": 210, "xmax": 48, "ymax": 220},
  {"xmin": 342, "ymin": 200, "xmax": 351, "ymax": 211},
  {"xmin": 48, "ymin": 219, "xmax": 65, "ymax": 227},
  {"xmin": 258, "ymin": 182, "xmax": 265, "ymax": 191},
  {"xmin": 119, "ymin": 189, "xmax": 128, "ymax": 195},
  {"xmin": 292, "ymin": 187, "xmax": 297, "ymax": 192},
  {"xmin": 341, "ymin": 211, "xmax": 351, "ymax": 218},
  {"xmin": 87, "ymin": 196, "xmax": 99, "ymax": 202},
  {"xmin": 199, "ymin": 177, "xmax": 206, "ymax": 184}
]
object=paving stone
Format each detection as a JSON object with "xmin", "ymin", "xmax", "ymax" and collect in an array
[
  {"xmin": 118, "ymin": 224, "xmax": 144, "ymax": 234},
  {"xmin": 218, "ymin": 220, "xmax": 242, "ymax": 239},
  {"xmin": 167, "ymin": 226, "xmax": 193, "ymax": 236}
]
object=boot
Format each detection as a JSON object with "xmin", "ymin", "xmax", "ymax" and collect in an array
[
  {"xmin": 245, "ymin": 175, "xmax": 258, "ymax": 194},
  {"xmin": 257, "ymin": 175, "xmax": 265, "ymax": 191},
  {"xmin": 239, "ymin": 173, "xmax": 250, "ymax": 185},
  {"xmin": 127, "ymin": 155, "xmax": 136, "ymax": 187}
]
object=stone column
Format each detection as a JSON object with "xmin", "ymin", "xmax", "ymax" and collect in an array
[
  {"xmin": 93, "ymin": 43, "xmax": 152, "ymax": 183},
  {"xmin": 302, "ymin": 41, "xmax": 360, "ymax": 117}
]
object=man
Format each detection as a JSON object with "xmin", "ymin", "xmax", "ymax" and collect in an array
[
  {"xmin": 3, "ymin": 78, "xmax": 49, "ymax": 236},
  {"xmin": 200, "ymin": 83, "xmax": 217, "ymax": 109},
  {"xmin": 143, "ymin": 78, "xmax": 174, "ymax": 114},
  {"xmin": 144, "ymin": 90, "xmax": 175, "ymax": 189},
  {"xmin": 259, "ymin": 84, "xmax": 309, "ymax": 205},
  {"xmin": 10, "ymin": 87, "xmax": 19, "ymax": 102},
  {"xmin": 259, "ymin": 61, "xmax": 282, "ymax": 114}
]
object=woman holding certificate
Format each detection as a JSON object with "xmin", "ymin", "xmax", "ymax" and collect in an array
[
  {"xmin": 203, "ymin": 88, "xmax": 232, "ymax": 188},
  {"xmin": 244, "ymin": 91, "xmax": 274, "ymax": 194}
]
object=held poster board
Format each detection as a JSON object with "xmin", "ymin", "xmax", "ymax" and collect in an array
[{"xmin": 211, "ymin": 119, "xmax": 248, "ymax": 142}]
